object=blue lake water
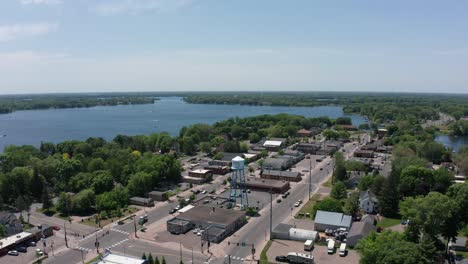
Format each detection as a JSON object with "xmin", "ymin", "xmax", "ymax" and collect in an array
[
  {"xmin": 435, "ymin": 134, "xmax": 468, "ymax": 153},
  {"xmin": 0, "ymin": 97, "xmax": 366, "ymax": 151}
]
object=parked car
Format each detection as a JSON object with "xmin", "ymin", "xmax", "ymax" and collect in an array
[
  {"xmin": 276, "ymin": 199, "xmax": 282, "ymax": 203},
  {"xmin": 201, "ymin": 190, "xmax": 207, "ymax": 194},
  {"xmin": 169, "ymin": 208, "xmax": 177, "ymax": 214},
  {"xmin": 275, "ymin": 255, "xmax": 288, "ymax": 262},
  {"xmin": 282, "ymin": 194, "xmax": 288, "ymax": 198},
  {"xmin": 193, "ymin": 228, "xmax": 200, "ymax": 234},
  {"xmin": 52, "ymin": 225, "xmax": 61, "ymax": 231},
  {"xmin": 16, "ymin": 247, "xmax": 27, "ymax": 253},
  {"xmin": 28, "ymin": 241, "xmax": 36, "ymax": 247},
  {"xmin": 401, "ymin": 219, "xmax": 409, "ymax": 225},
  {"xmin": 36, "ymin": 249, "xmax": 44, "ymax": 256},
  {"xmin": 294, "ymin": 202, "xmax": 300, "ymax": 207},
  {"xmin": 320, "ymin": 168, "xmax": 323, "ymax": 170},
  {"xmin": 8, "ymin": 250, "xmax": 19, "ymax": 256},
  {"xmin": 298, "ymin": 200, "xmax": 302, "ymax": 204}
]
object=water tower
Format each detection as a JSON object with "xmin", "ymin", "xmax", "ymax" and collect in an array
[{"xmin": 229, "ymin": 156, "xmax": 249, "ymax": 209}]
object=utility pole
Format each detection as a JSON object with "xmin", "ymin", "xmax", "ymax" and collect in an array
[
  {"xmin": 191, "ymin": 247, "xmax": 194, "ymax": 264},
  {"xmin": 64, "ymin": 221, "xmax": 69, "ymax": 248},
  {"xmin": 133, "ymin": 216, "xmax": 138, "ymax": 238},
  {"xmin": 269, "ymin": 190, "xmax": 273, "ymax": 239},
  {"xmin": 179, "ymin": 242, "xmax": 183, "ymax": 263},
  {"xmin": 309, "ymin": 156, "xmax": 312, "ymax": 200}
]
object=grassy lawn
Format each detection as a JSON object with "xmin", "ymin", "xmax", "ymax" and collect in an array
[
  {"xmin": 377, "ymin": 217, "xmax": 401, "ymax": 228},
  {"xmin": 295, "ymin": 194, "xmax": 322, "ymax": 219},
  {"xmin": 322, "ymin": 178, "xmax": 333, "ymax": 188},
  {"xmin": 82, "ymin": 207, "xmax": 138, "ymax": 228},
  {"xmin": 456, "ymin": 251, "xmax": 468, "ymax": 259},
  {"xmin": 260, "ymin": 240, "xmax": 273, "ymax": 264}
]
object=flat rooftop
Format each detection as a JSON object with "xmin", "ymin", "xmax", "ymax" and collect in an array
[
  {"xmin": 95, "ymin": 253, "xmax": 146, "ymax": 264},
  {"xmin": 0, "ymin": 232, "xmax": 32, "ymax": 248},
  {"xmin": 262, "ymin": 170, "xmax": 300, "ymax": 178},
  {"xmin": 190, "ymin": 169, "xmax": 211, "ymax": 174},
  {"xmin": 176, "ymin": 205, "xmax": 245, "ymax": 227},
  {"xmin": 245, "ymin": 177, "xmax": 289, "ymax": 188}
]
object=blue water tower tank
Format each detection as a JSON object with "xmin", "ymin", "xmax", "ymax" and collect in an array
[{"xmin": 231, "ymin": 156, "xmax": 245, "ymax": 170}]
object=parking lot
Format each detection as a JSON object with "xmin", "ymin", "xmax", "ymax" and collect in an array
[
  {"xmin": 266, "ymin": 239, "xmax": 360, "ymax": 264},
  {"xmin": 0, "ymin": 235, "xmax": 61, "ymax": 264}
]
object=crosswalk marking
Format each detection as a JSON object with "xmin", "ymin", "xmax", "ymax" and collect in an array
[{"xmin": 110, "ymin": 228, "xmax": 130, "ymax": 235}]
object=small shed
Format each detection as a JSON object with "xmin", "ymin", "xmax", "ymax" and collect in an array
[{"xmin": 148, "ymin": 191, "xmax": 168, "ymax": 201}]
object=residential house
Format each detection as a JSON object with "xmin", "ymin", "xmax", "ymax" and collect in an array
[
  {"xmin": 0, "ymin": 211, "xmax": 23, "ymax": 236},
  {"xmin": 359, "ymin": 190, "xmax": 379, "ymax": 213}
]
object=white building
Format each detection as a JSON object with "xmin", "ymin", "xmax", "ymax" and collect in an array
[
  {"xmin": 94, "ymin": 253, "xmax": 147, "ymax": 264},
  {"xmin": 359, "ymin": 190, "xmax": 379, "ymax": 213}
]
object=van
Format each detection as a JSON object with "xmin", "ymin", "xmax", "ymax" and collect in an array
[
  {"xmin": 304, "ymin": 240, "xmax": 314, "ymax": 251},
  {"xmin": 327, "ymin": 239, "xmax": 335, "ymax": 254},
  {"xmin": 339, "ymin": 243, "xmax": 347, "ymax": 257},
  {"xmin": 287, "ymin": 252, "xmax": 314, "ymax": 264}
]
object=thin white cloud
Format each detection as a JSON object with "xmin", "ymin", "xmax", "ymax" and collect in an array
[
  {"xmin": 92, "ymin": 0, "xmax": 194, "ymax": 16},
  {"xmin": 18, "ymin": 0, "xmax": 63, "ymax": 5},
  {"xmin": 0, "ymin": 50, "xmax": 67, "ymax": 64},
  {"xmin": 0, "ymin": 23, "xmax": 59, "ymax": 42}
]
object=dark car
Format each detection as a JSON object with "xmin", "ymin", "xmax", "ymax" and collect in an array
[
  {"xmin": 16, "ymin": 246, "xmax": 27, "ymax": 253},
  {"xmin": 169, "ymin": 208, "xmax": 177, "ymax": 214},
  {"xmin": 28, "ymin": 241, "xmax": 36, "ymax": 247},
  {"xmin": 52, "ymin": 225, "xmax": 61, "ymax": 231},
  {"xmin": 275, "ymin": 255, "xmax": 288, "ymax": 262}
]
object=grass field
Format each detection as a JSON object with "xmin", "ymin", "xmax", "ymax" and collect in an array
[
  {"xmin": 295, "ymin": 194, "xmax": 322, "ymax": 219},
  {"xmin": 377, "ymin": 217, "xmax": 401, "ymax": 228}
]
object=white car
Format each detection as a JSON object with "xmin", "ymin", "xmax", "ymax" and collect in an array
[
  {"xmin": 193, "ymin": 228, "xmax": 199, "ymax": 234},
  {"xmin": 8, "ymin": 250, "xmax": 19, "ymax": 256},
  {"xmin": 36, "ymin": 249, "xmax": 43, "ymax": 256},
  {"xmin": 201, "ymin": 190, "xmax": 207, "ymax": 194},
  {"xmin": 294, "ymin": 202, "xmax": 300, "ymax": 207}
]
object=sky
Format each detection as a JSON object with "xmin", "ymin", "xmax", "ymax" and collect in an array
[{"xmin": 0, "ymin": 0, "xmax": 467, "ymax": 94}]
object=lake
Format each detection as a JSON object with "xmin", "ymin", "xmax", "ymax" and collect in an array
[
  {"xmin": 0, "ymin": 97, "xmax": 366, "ymax": 151},
  {"xmin": 435, "ymin": 134, "xmax": 468, "ymax": 153}
]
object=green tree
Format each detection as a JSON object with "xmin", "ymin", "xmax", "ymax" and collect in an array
[
  {"xmin": 343, "ymin": 191, "xmax": 360, "ymax": 217},
  {"xmin": 71, "ymin": 189, "xmax": 96, "ymax": 215},
  {"xmin": 142, "ymin": 253, "xmax": 147, "ymax": 260},
  {"xmin": 356, "ymin": 231, "xmax": 424, "ymax": 264},
  {"xmin": 162, "ymin": 256, "xmax": 166, "ymax": 264},
  {"xmin": 30, "ymin": 169, "xmax": 44, "ymax": 200},
  {"xmin": 400, "ymin": 192, "xmax": 459, "ymax": 247},
  {"xmin": 41, "ymin": 185, "xmax": 53, "ymax": 211},
  {"xmin": 0, "ymin": 224, "xmax": 7, "ymax": 237},
  {"xmin": 312, "ymin": 197, "xmax": 342, "ymax": 216},
  {"xmin": 399, "ymin": 165, "xmax": 434, "ymax": 197},
  {"xmin": 148, "ymin": 253, "xmax": 154, "ymax": 264},
  {"xmin": 333, "ymin": 152, "xmax": 347, "ymax": 182},
  {"xmin": 331, "ymin": 181, "xmax": 347, "ymax": 200},
  {"xmin": 358, "ymin": 174, "xmax": 374, "ymax": 191},
  {"xmin": 240, "ymin": 142, "xmax": 248, "ymax": 153},
  {"xmin": 200, "ymin": 142, "xmax": 212, "ymax": 153},
  {"xmin": 127, "ymin": 172, "xmax": 153, "ymax": 197},
  {"xmin": 154, "ymin": 257, "xmax": 160, "ymax": 264},
  {"xmin": 87, "ymin": 158, "xmax": 106, "ymax": 172},
  {"xmin": 91, "ymin": 170, "xmax": 114, "ymax": 194},
  {"xmin": 378, "ymin": 174, "xmax": 399, "ymax": 217}
]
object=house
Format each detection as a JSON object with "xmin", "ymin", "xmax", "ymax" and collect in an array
[
  {"xmin": 359, "ymin": 190, "xmax": 379, "ymax": 213},
  {"xmin": 313, "ymin": 210, "xmax": 352, "ymax": 231},
  {"xmin": 0, "ymin": 211, "xmax": 23, "ymax": 236},
  {"xmin": 346, "ymin": 221, "xmax": 377, "ymax": 247},
  {"xmin": 297, "ymin": 129, "xmax": 313, "ymax": 137}
]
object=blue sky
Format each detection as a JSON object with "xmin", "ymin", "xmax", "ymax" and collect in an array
[{"xmin": 0, "ymin": 0, "xmax": 467, "ymax": 94}]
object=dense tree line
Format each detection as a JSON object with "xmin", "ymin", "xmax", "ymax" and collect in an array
[
  {"xmin": 184, "ymin": 92, "xmax": 468, "ymax": 123},
  {"xmin": 0, "ymin": 94, "xmax": 156, "ymax": 114},
  {"xmin": 0, "ymin": 134, "xmax": 181, "ymax": 217}
]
